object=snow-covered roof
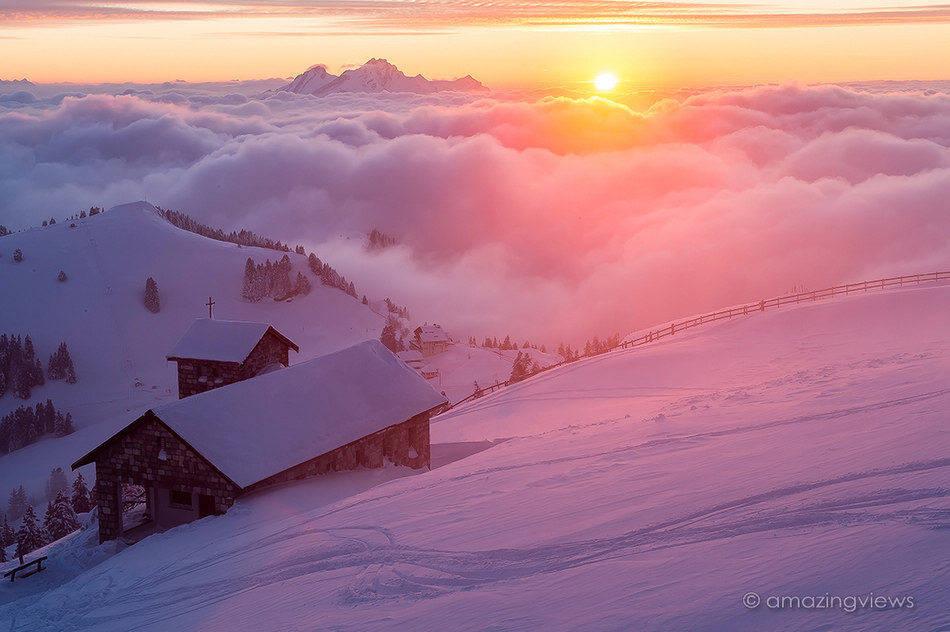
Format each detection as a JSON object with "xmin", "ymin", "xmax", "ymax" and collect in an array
[
  {"xmin": 416, "ymin": 325, "xmax": 449, "ymax": 344},
  {"xmin": 397, "ymin": 350, "xmax": 424, "ymax": 364},
  {"xmin": 167, "ymin": 319, "xmax": 298, "ymax": 364},
  {"xmin": 98, "ymin": 340, "xmax": 445, "ymax": 488}
]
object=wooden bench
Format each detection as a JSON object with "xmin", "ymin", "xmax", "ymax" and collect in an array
[{"xmin": 3, "ymin": 556, "xmax": 48, "ymax": 582}]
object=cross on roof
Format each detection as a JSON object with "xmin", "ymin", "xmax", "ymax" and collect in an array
[{"xmin": 206, "ymin": 296, "xmax": 215, "ymax": 319}]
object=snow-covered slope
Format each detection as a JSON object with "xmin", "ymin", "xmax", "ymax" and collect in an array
[
  {"xmin": 0, "ymin": 202, "xmax": 384, "ymax": 502},
  {"xmin": 279, "ymin": 59, "xmax": 488, "ymax": 96},
  {"xmin": 422, "ymin": 343, "xmax": 562, "ymax": 404},
  {"xmin": 282, "ymin": 64, "xmax": 337, "ymax": 94},
  {"xmin": 3, "ymin": 281, "xmax": 947, "ymax": 631}
]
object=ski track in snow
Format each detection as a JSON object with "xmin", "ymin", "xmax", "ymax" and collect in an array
[
  {"xmin": 3, "ymin": 276, "xmax": 949, "ymax": 631},
  {"xmin": 14, "ymin": 458, "xmax": 948, "ymax": 631}
]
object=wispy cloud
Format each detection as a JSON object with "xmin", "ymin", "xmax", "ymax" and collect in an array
[{"xmin": 6, "ymin": 1, "xmax": 950, "ymax": 29}]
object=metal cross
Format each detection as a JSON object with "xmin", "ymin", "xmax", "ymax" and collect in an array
[{"xmin": 206, "ymin": 296, "xmax": 215, "ymax": 319}]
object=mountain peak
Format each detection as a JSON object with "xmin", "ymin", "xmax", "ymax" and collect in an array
[{"xmin": 277, "ymin": 60, "xmax": 488, "ymax": 97}]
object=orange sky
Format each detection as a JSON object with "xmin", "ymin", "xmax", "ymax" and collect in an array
[{"xmin": 3, "ymin": 2, "xmax": 950, "ymax": 87}]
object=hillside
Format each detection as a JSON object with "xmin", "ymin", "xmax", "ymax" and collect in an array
[
  {"xmin": 0, "ymin": 202, "xmax": 384, "ymax": 502},
  {"xmin": 2, "ymin": 280, "xmax": 947, "ymax": 631}
]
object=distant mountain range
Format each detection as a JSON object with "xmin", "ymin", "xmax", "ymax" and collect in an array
[
  {"xmin": 0, "ymin": 79, "xmax": 35, "ymax": 88},
  {"xmin": 278, "ymin": 59, "xmax": 488, "ymax": 96}
]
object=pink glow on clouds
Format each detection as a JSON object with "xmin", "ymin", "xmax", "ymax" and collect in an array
[{"xmin": 2, "ymin": 83, "xmax": 950, "ymax": 344}]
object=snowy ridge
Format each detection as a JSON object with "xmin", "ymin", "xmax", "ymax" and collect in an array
[
  {"xmin": 3, "ymin": 283, "xmax": 948, "ymax": 630},
  {"xmin": 278, "ymin": 59, "xmax": 488, "ymax": 96},
  {"xmin": 0, "ymin": 202, "xmax": 385, "ymax": 503}
]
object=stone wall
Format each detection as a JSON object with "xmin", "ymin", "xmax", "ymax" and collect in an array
[
  {"xmin": 242, "ymin": 332, "xmax": 292, "ymax": 377},
  {"xmin": 93, "ymin": 413, "xmax": 238, "ymax": 543},
  {"xmin": 245, "ymin": 413, "xmax": 431, "ymax": 493},
  {"xmin": 175, "ymin": 359, "xmax": 245, "ymax": 399}
]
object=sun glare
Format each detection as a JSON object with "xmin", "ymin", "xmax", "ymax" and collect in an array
[{"xmin": 594, "ymin": 72, "xmax": 619, "ymax": 91}]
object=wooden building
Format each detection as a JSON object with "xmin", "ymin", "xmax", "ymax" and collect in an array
[
  {"xmin": 411, "ymin": 324, "xmax": 450, "ymax": 357},
  {"xmin": 73, "ymin": 340, "xmax": 446, "ymax": 543},
  {"xmin": 166, "ymin": 319, "xmax": 299, "ymax": 399}
]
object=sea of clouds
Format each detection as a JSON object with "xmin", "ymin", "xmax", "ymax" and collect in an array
[{"xmin": 2, "ymin": 80, "xmax": 949, "ymax": 344}]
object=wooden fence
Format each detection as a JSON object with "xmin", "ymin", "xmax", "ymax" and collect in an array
[{"xmin": 440, "ymin": 271, "xmax": 950, "ymax": 412}]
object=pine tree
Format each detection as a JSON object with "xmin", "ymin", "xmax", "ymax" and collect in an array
[
  {"xmin": 294, "ymin": 272, "xmax": 311, "ymax": 296},
  {"xmin": 15, "ymin": 506, "xmax": 47, "ymax": 558},
  {"xmin": 380, "ymin": 316, "xmax": 401, "ymax": 354},
  {"xmin": 46, "ymin": 492, "xmax": 79, "ymax": 541},
  {"xmin": 13, "ymin": 248, "xmax": 22, "ymax": 262},
  {"xmin": 40, "ymin": 400, "xmax": 56, "ymax": 435},
  {"xmin": 46, "ymin": 341, "xmax": 78, "ymax": 385},
  {"xmin": 0, "ymin": 539, "xmax": 5, "ymax": 563},
  {"xmin": 7, "ymin": 485, "xmax": 27, "ymax": 521},
  {"xmin": 58, "ymin": 270, "xmax": 67, "ymax": 282},
  {"xmin": 43, "ymin": 500, "xmax": 54, "ymax": 537},
  {"xmin": 71, "ymin": 473, "xmax": 92, "ymax": 514},
  {"xmin": 509, "ymin": 351, "xmax": 532, "ymax": 384},
  {"xmin": 11, "ymin": 360, "xmax": 31, "ymax": 399},
  {"xmin": 1, "ymin": 515, "xmax": 14, "ymax": 548},
  {"xmin": 144, "ymin": 277, "xmax": 160, "ymax": 313},
  {"xmin": 33, "ymin": 357, "xmax": 45, "ymax": 386},
  {"xmin": 46, "ymin": 467, "xmax": 69, "ymax": 501},
  {"xmin": 55, "ymin": 412, "xmax": 74, "ymax": 437}
]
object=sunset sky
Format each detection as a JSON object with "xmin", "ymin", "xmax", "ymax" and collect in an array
[{"xmin": 4, "ymin": 1, "xmax": 950, "ymax": 88}]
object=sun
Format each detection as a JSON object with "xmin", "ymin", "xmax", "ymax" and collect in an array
[{"xmin": 594, "ymin": 72, "xmax": 619, "ymax": 92}]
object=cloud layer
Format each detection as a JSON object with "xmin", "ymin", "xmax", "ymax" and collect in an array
[
  {"xmin": 3, "ymin": 82, "xmax": 950, "ymax": 345},
  {"xmin": 7, "ymin": 1, "xmax": 950, "ymax": 29}
]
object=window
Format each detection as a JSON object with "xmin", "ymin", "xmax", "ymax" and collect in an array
[{"xmin": 170, "ymin": 490, "xmax": 193, "ymax": 507}]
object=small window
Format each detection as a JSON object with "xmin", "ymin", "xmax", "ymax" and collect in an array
[{"xmin": 170, "ymin": 490, "xmax": 193, "ymax": 507}]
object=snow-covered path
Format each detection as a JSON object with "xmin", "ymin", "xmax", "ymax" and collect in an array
[{"xmin": 3, "ymin": 283, "xmax": 948, "ymax": 631}]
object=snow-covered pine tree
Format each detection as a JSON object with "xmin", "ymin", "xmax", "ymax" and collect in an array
[
  {"xmin": 11, "ymin": 360, "xmax": 31, "ymax": 399},
  {"xmin": 144, "ymin": 277, "xmax": 160, "ymax": 313},
  {"xmin": 71, "ymin": 472, "xmax": 92, "ymax": 514},
  {"xmin": 509, "ymin": 351, "xmax": 531, "ymax": 384},
  {"xmin": 42, "ymin": 500, "xmax": 54, "ymax": 536},
  {"xmin": 39, "ymin": 400, "xmax": 56, "ymax": 434},
  {"xmin": 15, "ymin": 505, "xmax": 47, "ymax": 557},
  {"xmin": 380, "ymin": 316, "xmax": 401, "ymax": 354},
  {"xmin": 46, "ymin": 492, "xmax": 79, "ymax": 541},
  {"xmin": 32, "ymin": 357, "xmax": 45, "ymax": 386},
  {"xmin": 13, "ymin": 248, "xmax": 22, "ymax": 262},
  {"xmin": 307, "ymin": 253, "xmax": 322, "ymax": 276},
  {"xmin": 58, "ymin": 270, "xmax": 67, "ymax": 282},
  {"xmin": 294, "ymin": 272, "xmax": 311, "ymax": 296},
  {"xmin": 46, "ymin": 341, "xmax": 77, "ymax": 384},
  {"xmin": 55, "ymin": 411, "xmax": 74, "ymax": 437},
  {"xmin": 242, "ymin": 257, "xmax": 256, "ymax": 301}
]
